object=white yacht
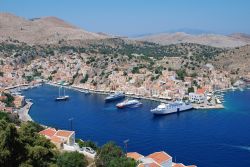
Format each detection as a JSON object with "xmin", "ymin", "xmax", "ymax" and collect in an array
[
  {"xmin": 216, "ymin": 98, "xmax": 222, "ymax": 104},
  {"xmin": 55, "ymin": 86, "xmax": 69, "ymax": 101},
  {"xmin": 151, "ymin": 101, "xmax": 193, "ymax": 115},
  {"xmin": 116, "ymin": 99, "xmax": 142, "ymax": 109},
  {"xmin": 105, "ymin": 92, "xmax": 125, "ymax": 102}
]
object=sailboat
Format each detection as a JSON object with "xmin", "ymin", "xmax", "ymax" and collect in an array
[{"xmin": 55, "ymin": 86, "xmax": 69, "ymax": 101}]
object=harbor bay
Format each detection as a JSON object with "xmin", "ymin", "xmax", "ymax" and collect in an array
[
  {"xmin": 1, "ymin": 1, "xmax": 250, "ymax": 166},
  {"xmin": 22, "ymin": 84, "xmax": 250, "ymax": 167}
]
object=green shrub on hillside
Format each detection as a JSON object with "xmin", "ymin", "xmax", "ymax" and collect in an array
[
  {"xmin": 80, "ymin": 74, "xmax": 89, "ymax": 83},
  {"xmin": 176, "ymin": 69, "xmax": 187, "ymax": 81},
  {"xmin": 56, "ymin": 152, "xmax": 87, "ymax": 167},
  {"xmin": 95, "ymin": 142, "xmax": 137, "ymax": 167},
  {"xmin": 76, "ymin": 139, "xmax": 98, "ymax": 150},
  {"xmin": 132, "ymin": 66, "xmax": 140, "ymax": 74}
]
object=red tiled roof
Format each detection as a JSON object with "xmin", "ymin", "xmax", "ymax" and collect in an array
[
  {"xmin": 138, "ymin": 162, "xmax": 161, "ymax": 167},
  {"xmin": 4, "ymin": 107, "xmax": 13, "ymax": 113},
  {"xmin": 173, "ymin": 163, "xmax": 186, "ymax": 167},
  {"xmin": 50, "ymin": 135, "xmax": 64, "ymax": 144},
  {"xmin": 196, "ymin": 88, "xmax": 206, "ymax": 94},
  {"xmin": 147, "ymin": 151, "xmax": 172, "ymax": 164},
  {"xmin": 173, "ymin": 163, "xmax": 197, "ymax": 167},
  {"xmin": 0, "ymin": 96, "xmax": 7, "ymax": 101},
  {"xmin": 55, "ymin": 130, "xmax": 74, "ymax": 138},
  {"xmin": 39, "ymin": 128, "xmax": 57, "ymax": 138},
  {"xmin": 127, "ymin": 152, "xmax": 144, "ymax": 161}
]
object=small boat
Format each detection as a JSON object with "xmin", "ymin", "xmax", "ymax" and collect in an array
[
  {"xmin": 133, "ymin": 96, "xmax": 142, "ymax": 100},
  {"xmin": 151, "ymin": 101, "xmax": 193, "ymax": 115},
  {"xmin": 63, "ymin": 82, "xmax": 69, "ymax": 86},
  {"xmin": 105, "ymin": 92, "xmax": 125, "ymax": 102},
  {"xmin": 55, "ymin": 86, "xmax": 69, "ymax": 101},
  {"xmin": 231, "ymin": 87, "xmax": 237, "ymax": 91},
  {"xmin": 26, "ymin": 99, "xmax": 33, "ymax": 102},
  {"xmin": 84, "ymin": 90, "xmax": 90, "ymax": 95},
  {"xmin": 116, "ymin": 99, "xmax": 142, "ymax": 109},
  {"xmin": 215, "ymin": 95, "xmax": 224, "ymax": 98},
  {"xmin": 12, "ymin": 92, "xmax": 22, "ymax": 96},
  {"xmin": 56, "ymin": 96, "xmax": 69, "ymax": 101},
  {"xmin": 216, "ymin": 98, "xmax": 222, "ymax": 104}
]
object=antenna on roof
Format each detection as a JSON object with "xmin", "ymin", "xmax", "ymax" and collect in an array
[
  {"xmin": 124, "ymin": 139, "xmax": 129, "ymax": 155},
  {"xmin": 68, "ymin": 117, "xmax": 74, "ymax": 130}
]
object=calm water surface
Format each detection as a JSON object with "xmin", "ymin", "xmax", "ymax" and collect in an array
[{"xmin": 22, "ymin": 85, "xmax": 250, "ymax": 167}]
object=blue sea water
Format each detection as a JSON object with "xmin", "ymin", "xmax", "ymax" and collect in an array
[{"xmin": 22, "ymin": 85, "xmax": 250, "ymax": 167}]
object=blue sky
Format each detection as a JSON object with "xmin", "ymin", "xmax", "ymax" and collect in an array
[{"xmin": 0, "ymin": 0, "xmax": 250, "ymax": 36}]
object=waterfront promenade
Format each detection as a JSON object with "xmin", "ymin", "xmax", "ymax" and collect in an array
[
  {"xmin": 50, "ymin": 82, "xmax": 226, "ymax": 109},
  {"xmin": 17, "ymin": 101, "xmax": 33, "ymax": 122},
  {"xmin": 193, "ymin": 103, "xmax": 224, "ymax": 109},
  {"xmin": 7, "ymin": 81, "xmax": 227, "ymax": 124},
  {"xmin": 48, "ymin": 82, "xmax": 173, "ymax": 103}
]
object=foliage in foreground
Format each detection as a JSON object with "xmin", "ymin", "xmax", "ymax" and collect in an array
[
  {"xmin": 57, "ymin": 151, "xmax": 88, "ymax": 167},
  {"xmin": 0, "ymin": 111, "xmax": 20, "ymax": 125},
  {"xmin": 95, "ymin": 142, "xmax": 137, "ymax": 167},
  {"xmin": 0, "ymin": 119, "xmax": 56, "ymax": 167},
  {"xmin": 0, "ymin": 111, "xmax": 137, "ymax": 167},
  {"xmin": 0, "ymin": 112, "xmax": 87, "ymax": 167}
]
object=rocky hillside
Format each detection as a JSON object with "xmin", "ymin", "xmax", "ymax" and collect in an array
[
  {"xmin": 0, "ymin": 38, "xmax": 225, "ymax": 66},
  {"xmin": 212, "ymin": 45, "xmax": 250, "ymax": 77},
  {"xmin": 135, "ymin": 32, "xmax": 250, "ymax": 48},
  {"xmin": 0, "ymin": 13, "xmax": 108, "ymax": 44},
  {"xmin": 1, "ymin": 13, "xmax": 250, "ymax": 82},
  {"xmin": 228, "ymin": 33, "xmax": 250, "ymax": 43}
]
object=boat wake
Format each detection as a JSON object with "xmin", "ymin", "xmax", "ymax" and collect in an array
[{"xmin": 223, "ymin": 144, "xmax": 250, "ymax": 152}]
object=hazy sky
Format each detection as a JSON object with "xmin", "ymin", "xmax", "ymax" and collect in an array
[{"xmin": 1, "ymin": 0, "xmax": 250, "ymax": 36}]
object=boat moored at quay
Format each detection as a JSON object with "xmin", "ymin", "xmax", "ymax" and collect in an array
[
  {"xmin": 151, "ymin": 101, "xmax": 193, "ymax": 115},
  {"xmin": 105, "ymin": 92, "xmax": 125, "ymax": 102}
]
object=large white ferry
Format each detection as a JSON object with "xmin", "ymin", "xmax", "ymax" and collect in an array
[{"xmin": 151, "ymin": 101, "xmax": 193, "ymax": 115}]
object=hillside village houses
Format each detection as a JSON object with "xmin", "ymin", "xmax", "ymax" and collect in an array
[
  {"xmin": 0, "ymin": 90, "xmax": 13, "ymax": 113},
  {"xmin": 127, "ymin": 151, "xmax": 196, "ymax": 167},
  {"xmin": 0, "ymin": 89, "xmax": 7, "ymax": 111},
  {"xmin": 38, "ymin": 127, "xmax": 97, "ymax": 159},
  {"xmin": 13, "ymin": 95, "xmax": 26, "ymax": 108},
  {"xmin": 0, "ymin": 87, "xmax": 26, "ymax": 112},
  {"xmin": 39, "ymin": 128, "xmax": 75, "ymax": 150},
  {"xmin": 189, "ymin": 88, "xmax": 207, "ymax": 104},
  {"xmin": 0, "ymin": 51, "xmax": 232, "ymax": 105}
]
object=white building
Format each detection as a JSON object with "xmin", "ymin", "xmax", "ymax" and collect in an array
[
  {"xmin": 39, "ymin": 128, "xmax": 75, "ymax": 149},
  {"xmin": 189, "ymin": 88, "xmax": 207, "ymax": 104},
  {"xmin": 127, "ymin": 151, "xmax": 196, "ymax": 167}
]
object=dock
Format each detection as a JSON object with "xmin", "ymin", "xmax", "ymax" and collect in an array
[
  {"xmin": 193, "ymin": 103, "xmax": 224, "ymax": 109},
  {"xmin": 17, "ymin": 101, "xmax": 33, "ymax": 122},
  {"xmin": 47, "ymin": 82, "xmax": 226, "ymax": 109}
]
